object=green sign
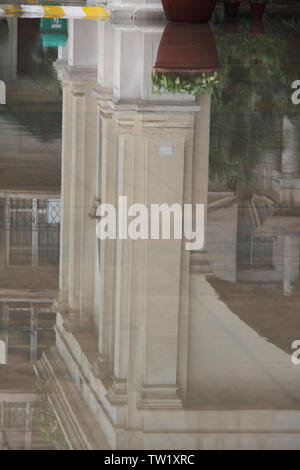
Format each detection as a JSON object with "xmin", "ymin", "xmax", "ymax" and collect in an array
[{"xmin": 40, "ymin": 18, "xmax": 68, "ymax": 48}]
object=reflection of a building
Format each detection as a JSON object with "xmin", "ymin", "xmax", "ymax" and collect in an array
[
  {"xmin": 0, "ymin": 18, "xmax": 60, "ymax": 449},
  {"xmin": 207, "ymin": 114, "xmax": 300, "ymax": 297},
  {"xmin": 36, "ymin": 19, "xmax": 300, "ymax": 450},
  {"xmin": 0, "ymin": 193, "xmax": 59, "ymax": 369}
]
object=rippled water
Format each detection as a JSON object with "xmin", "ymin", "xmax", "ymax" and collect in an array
[{"xmin": 1, "ymin": 8, "xmax": 300, "ymax": 450}]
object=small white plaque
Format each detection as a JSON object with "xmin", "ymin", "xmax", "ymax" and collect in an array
[{"xmin": 159, "ymin": 144, "xmax": 173, "ymax": 156}]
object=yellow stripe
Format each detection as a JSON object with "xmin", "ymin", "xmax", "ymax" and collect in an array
[
  {"xmin": 81, "ymin": 6, "xmax": 108, "ymax": 19},
  {"xmin": 3, "ymin": 5, "xmax": 22, "ymax": 14},
  {"xmin": 43, "ymin": 5, "xmax": 65, "ymax": 18},
  {"xmin": 0, "ymin": 4, "xmax": 109, "ymax": 19}
]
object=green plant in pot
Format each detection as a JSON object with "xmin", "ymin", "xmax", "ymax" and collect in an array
[
  {"xmin": 152, "ymin": 23, "xmax": 221, "ymax": 96},
  {"xmin": 152, "ymin": 70, "xmax": 220, "ymax": 96}
]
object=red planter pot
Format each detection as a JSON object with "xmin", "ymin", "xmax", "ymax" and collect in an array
[
  {"xmin": 224, "ymin": 2, "xmax": 240, "ymax": 18},
  {"xmin": 161, "ymin": 0, "xmax": 217, "ymax": 23},
  {"xmin": 154, "ymin": 23, "xmax": 220, "ymax": 74},
  {"xmin": 249, "ymin": 2, "xmax": 266, "ymax": 19}
]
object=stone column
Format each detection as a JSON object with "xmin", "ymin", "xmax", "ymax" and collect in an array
[
  {"xmin": 0, "ymin": 198, "xmax": 8, "ymax": 271},
  {"xmin": 96, "ymin": 22, "xmax": 203, "ymax": 408},
  {"xmin": 97, "ymin": 23, "xmax": 115, "ymax": 93},
  {"xmin": 24, "ymin": 402, "xmax": 33, "ymax": 450},
  {"xmin": 67, "ymin": 19, "xmax": 98, "ymax": 69},
  {"xmin": 188, "ymin": 95, "xmax": 212, "ymax": 279},
  {"xmin": 95, "ymin": 100, "xmax": 118, "ymax": 377},
  {"xmin": 54, "ymin": 18, "xmax": 98, "ymax": 324},
  {"xmin": 53, "ymin": 80, "xmax": 73, "ymax": 314},
  {"xmin": 78, "ymin": 87, "xmax": 98, "ymax": 327},
  {"xmin": 106, "ymin": 111, "xmax": 136, "ymax": 405},
  {"xmin": 278, "ymin": 116, "xmax": 300, "ymax": 206},
  {"xmin": 281, "ymin": 116, "xmax": 300, "ymax": 175},
  {"xmin": 31, "ymin": 199, "xmax": 38, "ymax": 267},
  {"xmin": 30, "ymin": 305, "xmax": 37, "ymax": 362},
  {"xmin": 185, "ymin": 95, "xmax": 212, "ymax": 403},
  {"xmin": 283, "ymin": 235, "xmax": 300, "ymax": 295},
  {"xmin": 0, "ymin": 81, "xmax": 5, "ymax": 105},
  {"xmin": 93, "ymin": 22, "xmax": 116, "ymax": 353},
  {"xmin": 0, "ymin": 19, "xmax": 17, "ymax": 82},
  {"xmin": 68, "ymin": 83, "xmax": 86, "ymax": 316},
  {"xmin": 192, "ymin": 94, "xmax": 211, "ymax": 243},
  {"xmin": 4, "ymin": 198, "xmax": 10, "ymax": 267},
  {"xmin": 137, "ymin": 112, "xmax": 195, "ymax": 409}
]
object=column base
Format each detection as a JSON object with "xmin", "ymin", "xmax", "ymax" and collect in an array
[
  {"xmin": 52, "ymin": 290, "xmax": 69, "ymax": 314},
  {"xmin": 190, "ymin": 250, "xmax": 214, "ymax": 275},
  {"xmin": 106, "ymin": 378, "xmax": 128, "ymax": 406},
  {"xmin": 90, "ymin": 353, "xmax": 109, "ymax": 379},
  {"xmin": 62, "ymin": 310, "xmax": 93, "ymax": 333},
  {"xmin": 138, "ymin": 385, "xmax": 183, "ymax": 410}
]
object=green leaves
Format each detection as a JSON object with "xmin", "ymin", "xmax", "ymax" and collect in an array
[{"xmin": 151, "ymin": 70, "xmax": 220, "ymax": 96}]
